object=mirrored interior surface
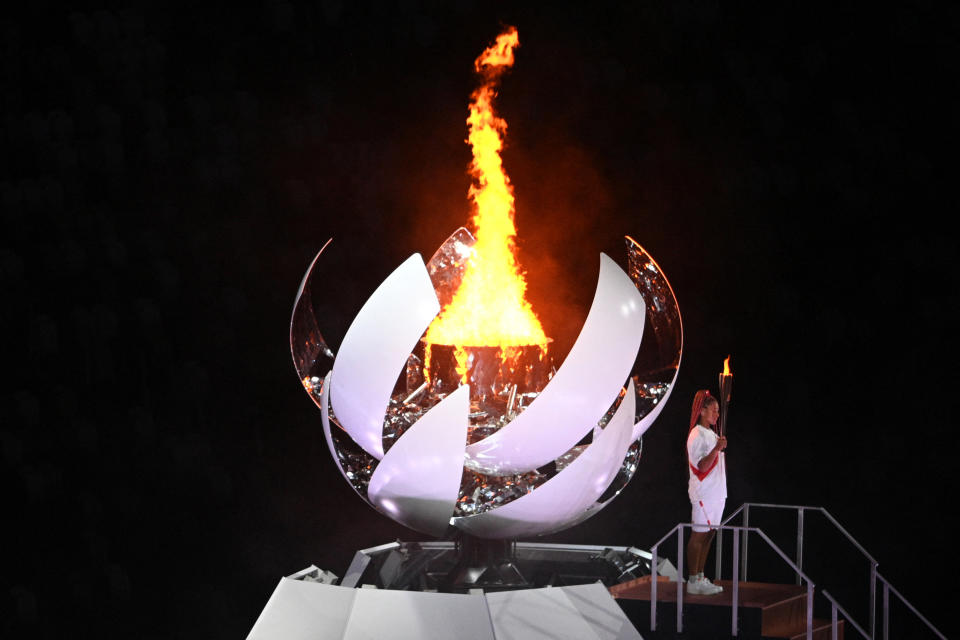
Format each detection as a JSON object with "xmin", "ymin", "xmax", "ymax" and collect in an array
[
  {"xmin": 625, "ymin": 236, "xmax": 682, "ymax": 426},
  {"xmin": 325, "ymin": 398, "xmax": 379, "ymax": 504},
  {"xmin": 425, "ymin": 226, "xmax": 476, "ymax": 309}
]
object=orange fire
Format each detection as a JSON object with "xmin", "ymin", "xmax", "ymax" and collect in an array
[
  {"xmin": 722, "ymin": 355, "xmax": 731, "ymax": 376},
  {"xmin": 424, "ymin": 26, "xmax": 548, "ymax": 351}
]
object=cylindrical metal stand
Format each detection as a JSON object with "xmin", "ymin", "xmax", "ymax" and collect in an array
[{"xmin": 444, "ymin": 534, "xmax": 529, "ymax": 591}]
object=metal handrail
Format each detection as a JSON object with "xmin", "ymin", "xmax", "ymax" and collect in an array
[
  {"xmin": 717, "ymin": 503, "xmax": 880, "ymax": 637},
  {"xmin": 875, "ymin": 573, "xmax": 948, "ymax": 640},
  {"xmin": 650, "ymin": 523, "xmax": 817, "ymax": 639},
  {"xmin": 714, "ymin": 503, "xmax": 947, "ymax": 640},
  {"xmin": 822, "ymin": 590, "xmax": 872, "ymax": 640},
  {"xmin": 721, "ymin": 503, "xmax": 877, "ymax": 564}
]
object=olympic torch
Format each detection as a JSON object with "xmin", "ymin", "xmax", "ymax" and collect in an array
[{"xmin": 717, "ymin": 356, "xmax": 733, "ymax": 437}]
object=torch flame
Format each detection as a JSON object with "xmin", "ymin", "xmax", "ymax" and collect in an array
[
  {"xmin": 723, "ymin": 355, "xmax": 731, "ymax": 376},
  {"xmin": 424, "ymin": 26, "xmax": 548, "ymax": 349}
]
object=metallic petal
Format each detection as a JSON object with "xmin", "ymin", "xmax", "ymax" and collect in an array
[
  {"xmin": 425, "ymin": 226, "xmax": 476, "ymax": 309},
  {"xmin": 368, "ymin": 385, "xmax": 470, "ymax": 536},
  {"xmin": 453, "ymin": 379, "xmax": 636, "ymax": 538},
  {"xmin": 625, "ymin": 236, "xmax": 682, "ymax": 441},
  {"xmin": 290, "ymin": 239, "xmax": 336, "ymax": 409},
  {"xmin": 330, "ymin": 254, "xmax": 440, "ymax": 459},
  {"xmin": 464, "ymin": 254, "xmax": 644, "ymax": 475}
]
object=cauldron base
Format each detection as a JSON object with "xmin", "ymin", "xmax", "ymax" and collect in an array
[{"xmin": 336, "ymin": 536, "xmax": 655, "ymax": 594}]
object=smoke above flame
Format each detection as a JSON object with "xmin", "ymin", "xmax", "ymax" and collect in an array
[{"xmin": 424, "ymin": 26, "xmax": 549, "ymax": 349}]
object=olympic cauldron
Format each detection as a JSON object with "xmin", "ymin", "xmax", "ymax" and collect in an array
[{"xmin": 290, "ymin": 229, "xmax": 681, "ymax": 539}]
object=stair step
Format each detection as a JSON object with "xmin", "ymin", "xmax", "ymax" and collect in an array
[
  {"xmin": 761, "ymin": 587, "xmax": 806, "ymax": 638},
  {"xmin": 611, "ymin": 576, "xmax": 806, "ymax": 608},
  {"xmin": 610, "ymin": 577, "xmax": 844, "ymax": 639},
  {"xmin": 784, "ymin": 617, "xmax": 844, "ymax": 640}
]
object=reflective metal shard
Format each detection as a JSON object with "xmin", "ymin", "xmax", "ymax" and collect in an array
[{"xmin": 289, "ymin": 232, "xmax": 682, "ymax": 538}]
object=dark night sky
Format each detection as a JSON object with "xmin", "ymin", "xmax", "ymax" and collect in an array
[{"xmin": 3, "ymin": 2, "xmax": 958, "ymax": 638}]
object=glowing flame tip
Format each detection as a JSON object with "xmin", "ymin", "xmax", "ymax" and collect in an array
[{"xmin": 474, "ymin": 25, "xmax": 520, "ymax": 72}]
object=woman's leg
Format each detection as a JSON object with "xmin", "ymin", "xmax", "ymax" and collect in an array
[
  {"xmin": 687, "ymin": 531, "xmax": 710, "ymax": 576},
  {"xmin": 696, "ymin": 530, "xmax": 716, "ymax": 575}
]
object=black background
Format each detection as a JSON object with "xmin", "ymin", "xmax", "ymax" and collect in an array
[{"xmin": 3, "ymin": 1, "xmax": 958, "ymax": 637}]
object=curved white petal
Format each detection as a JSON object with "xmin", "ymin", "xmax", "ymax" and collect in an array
[
  {"xmin": 453, "ymin": 379, "xmax": 637, "ymax": 538},
  {"xmin": 321, "ymin": 371, "xmax": 371, "ymax": 503},
  {"xmin": 330, "ymin": 254, "xmax": 440, "ymax": 459},
  {"xmin": 368, "ymin": 385, "xmax": 470, "ymax": 536},
  {"xmin": 464, "ymin": 254, "xmax": 645, "ymax": 475}
]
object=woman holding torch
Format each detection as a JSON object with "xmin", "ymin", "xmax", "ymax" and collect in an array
[{"xmin": 685, "ymin": 389, "xmax": 727, "ymax": 595}]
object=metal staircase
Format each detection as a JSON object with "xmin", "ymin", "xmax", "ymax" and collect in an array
[{"xmin": 609, "ymin": 503, "xmax": 947, "ymax": 639}]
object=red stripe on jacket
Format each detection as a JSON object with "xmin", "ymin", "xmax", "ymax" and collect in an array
[{"xmin": 689, "ymin": 454, "xmax": 719, "ymax": 482}]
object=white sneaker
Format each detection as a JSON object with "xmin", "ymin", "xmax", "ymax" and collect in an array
[
  {"xmin": 686, "ymin": 577, "xmax": 704, "ymax": 595},
  {"xmin": 699, "ymin": 576, "xmax": 723, "ymax": 595}
]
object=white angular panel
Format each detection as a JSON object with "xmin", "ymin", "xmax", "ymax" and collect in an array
[
  {"xmin": 367, "ymin": 385, "xmax": 470, "ymax": 536},
  {"xmin": 454, "ymin": 380, "xmax": 636, "ymax": 538},
  {"xmin": 347, "ymin": 588, "xmax": 494, "ymax": 640},
  {"xmin": 330, "ymin": 254, "xmax": 440, "ymax": 459},
  {"xmin": 485, "ymin": 582, "xmax": 642, "ymax": 640},
  {"xmin": 465, "ymin": 254, "xmax": 645, "ymax": 475},
  {"xmin": 486, "ymin": 587, "xmax": 597, "ymax": 640},
  {"xmin": 560, "ymin": 582, "xmax": 645, "ymax": 640},
  {"xmin": 249, "ymin": 580, "xmax": 639, "ymax": 640},
  {"xmin": 247, "ymin": 578, "xmax": 356, "ymax": 640}
]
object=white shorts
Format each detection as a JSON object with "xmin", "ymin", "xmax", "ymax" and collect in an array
[{"xmin": 691, "ymin": 498, "xmax": 725, "ymax": 533}]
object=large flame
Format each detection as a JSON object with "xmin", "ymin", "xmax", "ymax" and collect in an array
[{"xmin": 424, "ymin": 26, "xmax": 548, "ymax": 349}]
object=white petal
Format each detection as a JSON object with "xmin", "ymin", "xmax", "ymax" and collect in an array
[
  {"xmin": 330, "ymin": 254, "xmax": 440, "ymax": 459},
  {"xmin": 367, "ymin": 385, "xmax": 470, "ymax": 536},
  {"xmin": 454, "ymin": 379, "xmax": 636, "ymax": 538},
  {"xmin": 465, "ymin": 254, "xmax": 644, "ymax": 475}
]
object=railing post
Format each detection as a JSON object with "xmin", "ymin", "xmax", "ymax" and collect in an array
[
  {"xmin": 732, "ymin": 527, "xmax": 740, "ymax": 637},
  {"xmin": 796, "ymin": 508, "xmax": 804, "ymax": 586},
  {"xmin": 741, "ymin": 504, "xmax": 750, "ymax": 582},
  {"xmin": 650, "ymin": 545, "xmax": 658, "ymax": 631},
  {"xmin": 677, "ymin": 527, "xmax": 685, "ymax": 633},
  {"xmin": 831, "ymin": 601, "xmax": 838, "ymax": 640},
  {"xmin": 882, "ymin": 581, "xmax": 889, "ymax": 640},
  {"xmin": 715, "ymin": 525, "xmax": 723, "ymax": 580},
  {"xmin": 870, "ymin": 562, "xmax": 878, "ymax": 639},
  {"xmin": 806, "ymin": 581, "xmax": 814, "ymax": 640}
]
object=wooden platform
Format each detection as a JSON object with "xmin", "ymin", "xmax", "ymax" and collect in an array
[{"xmin": 610, "ymin": 576, "xmax": 844, "ymax": 639}]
